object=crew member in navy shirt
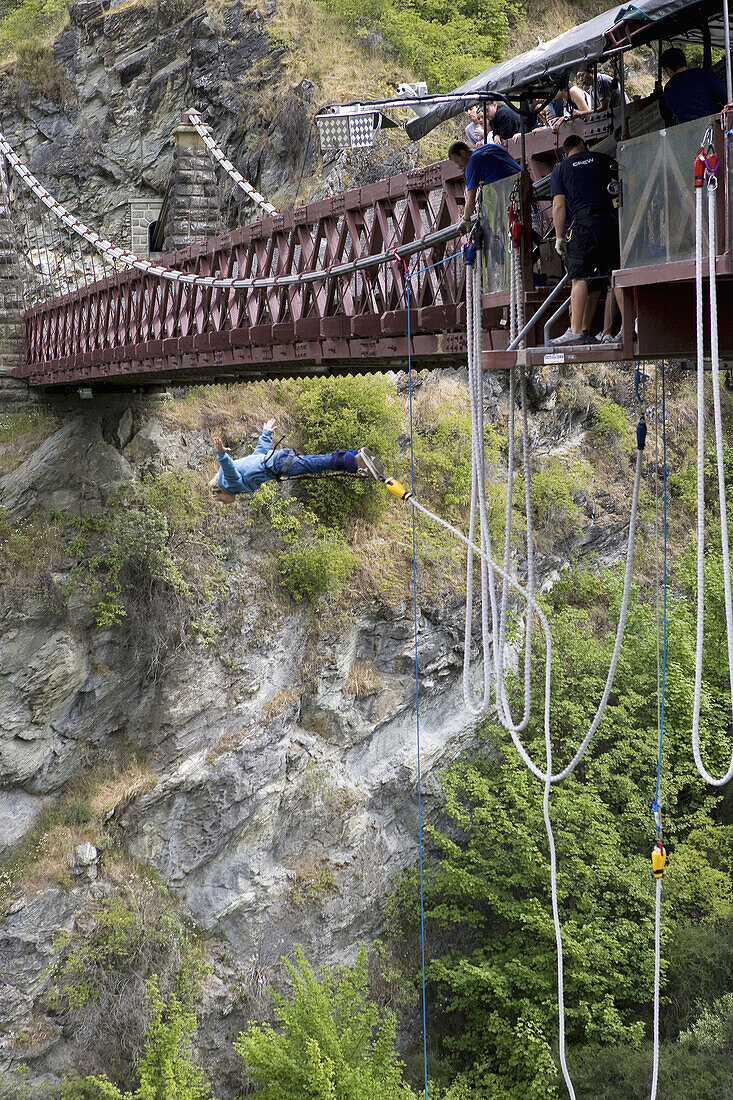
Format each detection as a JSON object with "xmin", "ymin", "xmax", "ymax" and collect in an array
[
  {"xmin": 550, "ymin": 134, "xmax": 621, "ymax": 346},
  {"xmin": 448, "ymin": 141, "xmax": 521, "ymax": 230},
  {"xmin": 661, "ymin": 47, "xmax": 726, "ymax": 124}
]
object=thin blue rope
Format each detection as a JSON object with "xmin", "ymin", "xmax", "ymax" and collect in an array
[
  {"xmin": 411, "ymin": 250, "xmax": 460, "ymax": 276},
  {"xmin": 404, "ymin": 269, "xmax": 430, "ymax": 1100},
  {"xmin": 654, "ymin": 365, "xmax": 668, "ymax": 817}
]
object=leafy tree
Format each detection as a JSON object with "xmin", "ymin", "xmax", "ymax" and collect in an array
[
  {"xmin": 389, "ymin": 561, "xmax": 733, "ymax": 1095},
  {"xmin": 85, "ymin": 979, "xmax": 212, "ymax": 1100},
  {"xmin": 316, "ymin": 0, "xmax": 523, "ymax": 89},
  {"xmin": 290, "ymin": 375, "xmax": 400, "ymax": 529},
  {"xmin": 235, "ymin": 946, "xmax": 418, "ymax": 1099}
]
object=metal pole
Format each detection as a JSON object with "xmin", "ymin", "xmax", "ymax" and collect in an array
[
  {"xmin": 724, "ymin": 0, "xmax": 733, "ymax": 105},
  {"xmin": 506, "ymin": 272, "xmax": 570, "ymax": 350},
  {"xmin": 618, "ymin": 53, "xmax": 626, "ymax": 139},
  {"xmin": 520, "ymin": 99, "xmax": 527, "ymax": 165}
]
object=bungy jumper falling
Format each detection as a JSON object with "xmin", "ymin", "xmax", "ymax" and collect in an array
[{"xmin": 316, "ymin": 1, "xmax": 733, "ymax": 1097}]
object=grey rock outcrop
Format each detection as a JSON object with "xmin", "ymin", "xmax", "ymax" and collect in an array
[
  {"xmin": 0, "ymin": 889, "xmax": 85, "ymax": 1071},
  {"xmin": 122, "ymin": 600, "xmax": 474, "ymax": 970},
  {"xmin": 0, "ymin": 416, "xmax": 134, "ymax": 520}
]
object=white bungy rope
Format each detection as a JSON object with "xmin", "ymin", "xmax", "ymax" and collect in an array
[{"xmin": 691, "ymin": 172, "xmax": 733, "ymax": 786}]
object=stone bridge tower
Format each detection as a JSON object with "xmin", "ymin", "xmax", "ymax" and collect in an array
[
  {"xmin": 162, "ymin": 112, "xmax": 221, "ymax": 253},
  {"xmin": 0, "ymin": 160, "xmax": 29, "ymax": 406}
]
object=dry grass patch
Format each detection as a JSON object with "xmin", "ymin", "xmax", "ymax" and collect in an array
[
  {"xmin": 163, "ymin": 379, "xmax": 299, "ymax": 439},
  {"xmin": 270, "ymin": 0, "xmax": 408, "ymax": 102},
  {"xmin": 205, "ymin": 727, "xmax": 252, "ymax": 762},
  {"xmin": 411, "ymin": 375, "xmax": 470, "ymax": 426},
  {"xmin": 348, "ymin": 514, "xmax": 411, "ymax": 605},
  {"xmin": 345, "ymin": 658, "xmax": 382, "ymax": 697},
  {"xmin": 262, "ymin": 686, "xmax": 302, "ymax": 720},
  {"xmin": 0, "ymin": 408, "xmax": 56, "ymax": 475},
  {"xmin": 90, "ymin": 761, "xmax": 156, "ymax": 816}
]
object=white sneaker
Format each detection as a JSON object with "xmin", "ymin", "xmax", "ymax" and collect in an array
[{"xmin": 596, "ymin": 331, "xmax": 622, "ymax": 345}]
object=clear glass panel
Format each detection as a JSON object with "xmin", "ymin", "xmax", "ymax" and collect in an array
[
  {"xmin": 618, "ymin": 115, "xmax": 717, "ymax": 269},
  {"xmin": 480, "ymin": 177, "xmax": 511, "ymax": 293}
]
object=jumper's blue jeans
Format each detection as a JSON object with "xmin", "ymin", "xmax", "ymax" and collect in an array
[{"xmin": 265, "ymin": 448, "xmax": 358, "ymax": 478}]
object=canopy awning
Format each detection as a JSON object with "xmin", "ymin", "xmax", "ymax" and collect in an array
[{"xmin": 406, "ymin": 0, "xmax": 725, "ymax": 139}]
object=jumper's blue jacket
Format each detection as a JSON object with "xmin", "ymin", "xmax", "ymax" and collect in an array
[{"xmin": 215, "ymin": 428, "xmax": 276, "ymax": 495}]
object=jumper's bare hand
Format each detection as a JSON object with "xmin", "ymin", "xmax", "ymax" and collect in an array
[
  {"xmin": 212, "ymin": 435, "xmax": 231, "ymax": 454},
  {"xmin": 263, "ymin": 418, "xmax": 276, "ymax": 431}
]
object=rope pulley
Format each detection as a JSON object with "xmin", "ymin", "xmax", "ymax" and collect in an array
[{"xmin": 695, "ymin": 128, "xmax": 719, "ymax": 190}]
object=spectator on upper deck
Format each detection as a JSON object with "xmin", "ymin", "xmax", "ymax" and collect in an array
[
  {"xmin": 485, "ymin": 99, "xmax": 522, "ymax": 143},
  {"xmin": 661, "ymin": 47, "xmax": 726, "ymax": 123},
  {"xmin": 465, "ymin": 105, "xmax": 486, "ymax": 148},
  {"xmin": 576, "ymin": 67, "xmax": 629, "ymax": 112},
  {"xmin": 543, "ymin": 83, "xmax": 591, "ymax": 130}
]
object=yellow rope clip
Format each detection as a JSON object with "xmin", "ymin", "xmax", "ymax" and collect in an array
[
  {"xmin": 651, "ymin": 843, "xmax": 667, "ymax": 879},
  {"xmin": 384, "ymin": 478, "xmax": 412, "ymax": 501}
]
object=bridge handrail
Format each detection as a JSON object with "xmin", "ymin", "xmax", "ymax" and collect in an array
[{"xmin": 1, "ymin": 129, "xmax": 461, "ymax": 296}]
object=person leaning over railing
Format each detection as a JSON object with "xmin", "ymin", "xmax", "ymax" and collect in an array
[
  {"xmin": 464, "ymin": 105, "xmax": 486, "ymax": 148},
  {"xmin": 448, "ymin": 141, "xmax": 522, "ymax": 233}
]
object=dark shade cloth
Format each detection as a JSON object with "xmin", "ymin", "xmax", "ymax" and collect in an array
[
  {"xmin": 492, "ymin": 102, "xmax": 522, "ymax": 139},
  {"xmin": 550, "ymin": 150, "xmax": 617, "ymax": 223},
  {"xmin": 465, "ymin": 144, "xmax": 522, "ymax": 190},
  {"xmin": 406, "ymin": 0, "xmax": 720, "ymax": 140},
  {"xmin": 662, "ymin": 67, "xmax": 727, "ymax": 122}
]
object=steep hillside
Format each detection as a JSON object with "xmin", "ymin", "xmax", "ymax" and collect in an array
[{"xmin": 0, "ymin": 0, "xmax": 731, "ymax": 1097}]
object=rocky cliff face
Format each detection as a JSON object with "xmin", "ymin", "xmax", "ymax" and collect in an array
[
  {"xmin": 0, "ymin": 0, "xmax": 642, "ymax": 1087},
  {"xmin": 0, "ymin": 362, "xmax": 641, "ymax": 1087},
  {"xmin": 0, "ymin": 392, "xmax": 483, "ymax": 1084}
]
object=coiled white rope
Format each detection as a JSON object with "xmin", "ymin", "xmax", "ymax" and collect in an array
[
  {"xmin": 185, "ymin": 110, "xmax": 279, "ymax": 216},
  {"xmin": 462, "ymin": 246, "xmax": 644, "ymax": 784},
  {"xmin": 458, "ymin": 216, "xmax": 649, "ymax": 1096},
  {"xmin": 691, "ymin": 155, "xmax": 733, "ymax": 786}
]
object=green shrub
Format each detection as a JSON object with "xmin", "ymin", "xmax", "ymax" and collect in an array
[
  {"xmin": 530, "ymin": 456, "xmax": 588, "ymax": 535},
  {"xmin": 47, "ymin": 881, "xmax": 205, "ymax": 1086},
  {"xmin": 278, "ymin": 538, "xmax": 355, "ymax": 603},
  {"xmin": 315, "ymin": 0, "xmax": 523, "ymax": 90},
  {"xmin": 290, "ymin": 375, "xmax": 400, "ymax": 529},
  {"xmin": 587, "ymin": 397, "xmax": 632, "ymax": 448},
  {"xmin": 235, "ymin": 945, "xmax": 418, "ymax": 1099},
  {"xmin": 84, "ymin": 979, "xmax": 211, "ymax": 1100},
  {"xmin": 62, "ymin": 801, "xmax": 93, "ymax": 826},
  {"xmin": 4, "ymin": 40, "xmax": 70, "ymax": 95}
]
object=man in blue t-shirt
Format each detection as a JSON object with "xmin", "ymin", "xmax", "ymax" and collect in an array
[
  {"xmin": 550, "ymin": 134, "xmax": 621, "ymax": 346},
  {"xmin": 448, "ymin": 140, "xmax": 521, "ymax": 231},
  {"xmin": 661, "ymin": 47, "xmax": 726, "ymax": 124}
]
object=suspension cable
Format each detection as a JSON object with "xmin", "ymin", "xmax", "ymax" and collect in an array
[
  {"xmin": 186, "ymin": 110, "xmax": 279, "ymax": 216},
  {"xmin": 0, "ymin": 128, "xmax": 460, "ymax": 295}
]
